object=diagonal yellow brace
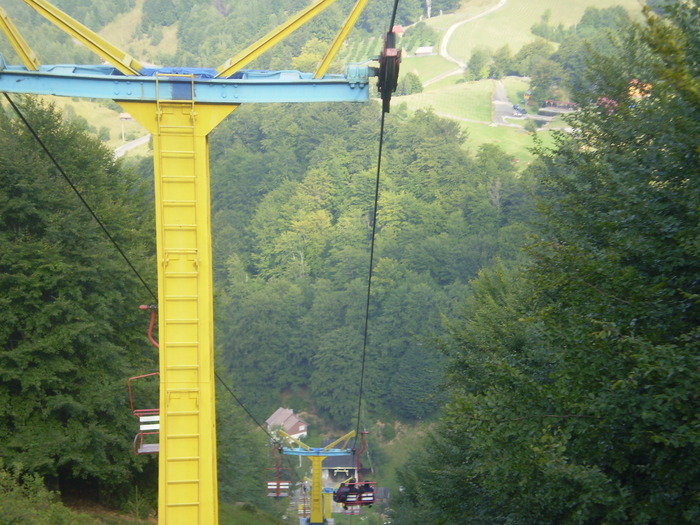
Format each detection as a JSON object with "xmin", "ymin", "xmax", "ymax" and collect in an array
[
  {"xmin": 21, "ymin": 0, "xmax": 142, "ymax": 75},
  {"xmin": 323, "ymin": 430, "xmax": 355, "ymax": 451},
  {"xmin": 314, "ymin": 0, "xmax": 370, "ymax": 78},
  {"xmin": 0, "ymin": 7, "xmax": 40, "ymax": 70},
  {"xmin": 215, "ymin": 0, "xmax": 339, "ymax": 78},
  {"xmin": 278, "ymin": 430, "xmax": 312, "ymax": 450}
]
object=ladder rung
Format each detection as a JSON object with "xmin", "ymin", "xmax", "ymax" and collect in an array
[
  {"xmin": 167, "ymin": 479, "xmax": 200, "ymax": 484},
  {"xmin": 161, "ymin": 151, "xmax": 195, "ymax": 157}
]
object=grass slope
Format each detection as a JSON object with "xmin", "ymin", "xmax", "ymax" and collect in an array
[
  {"xmin": 441, "ymin": 0, "xmax": 644, "ymax": 61},
  {"xmin": 99, "ymin": 0, "xmax": 178, "ymax": 65},
  {"xmin": 390, "ymin": 0, "xmax": 645, "ymax": 163},
  {"xmin": 399, "ymin": 79, "xmax": 494, "ymax": 122}
]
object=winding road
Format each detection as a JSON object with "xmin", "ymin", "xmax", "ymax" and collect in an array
[
  {"xmin": 424, "ymin": 0, "xmax": 508, "ymax": 87},
  {"xmin": 114, "ymin": 133, "xmax": 150, "ymax": 158},
  {"xmin": 421, "ymin": 0, "xmax": 532, "ymax": 129},
  {"xmin": 115, "ymin": 0, "xmax": 516, "ymax": 156}
]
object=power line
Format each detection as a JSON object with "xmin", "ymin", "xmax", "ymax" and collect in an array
[
  {"xmin": 215, "ymin": 371, "xmax": 275, "ymax": 441},
  {"xmin": 2, "ymin": 93, "xmax": 158, "ymax": 302}
]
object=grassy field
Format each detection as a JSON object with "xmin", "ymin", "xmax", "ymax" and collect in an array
[
  {"xmin": 401, "ymin": 55, "xmax": 456, "ymax": 83},
  {"xmin": 399, "ymin": 79, "xmax": 495, "ymax": 122},
  {"xmin": 440, "ymin": 0, "xmax": 645, "ymax": 62},
  {"xmin": 99, "ymin": 0, "xmax": 178, "ymax": 65},
  {"xmin": 425, "ymin": 0, "xmax": 504, "ymax": 31},
  {"xmin": 461, "ymin": 120, "xmax": 556, "ymax": 164},
  {"xmin": 502, "ymin": 76, "xmax": 531, "ymax": 105}
]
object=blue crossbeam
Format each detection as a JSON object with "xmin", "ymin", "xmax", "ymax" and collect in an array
[
  {"xmin": 0, "ymin": 63, "xmax": 371, "ymax": 103},
  {"xmin": 282, "ymin": 447, "xmax": 352, "ymax": 457}
]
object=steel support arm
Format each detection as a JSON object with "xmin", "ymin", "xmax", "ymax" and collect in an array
[
  {"xmin": 315, "ymin": 0, "xmax": 370, "ymax": 78},
  {"xmin": 0, "ymin": 7, "xmax": 39, "ymax": 70},
  {"xmin": 215, "ymin": 0, "xmax": 339, "ymax": 78},
  {"xmin": 21, "ymin": 0, "xmax": 143, "ymax": 75},
  {"xmin": 0, "ymin": 66, "xmax": 370, "ymax": 103}
]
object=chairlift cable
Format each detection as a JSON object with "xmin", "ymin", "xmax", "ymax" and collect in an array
[
  {"xmin": 4, "ymin": 92, "xmax": 292, "ymax": 471},
  {"xmin": 353, "ymin": 0, "xmax": 402, "ymax": 449}
]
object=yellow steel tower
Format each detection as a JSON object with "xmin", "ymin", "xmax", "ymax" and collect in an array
[{"xmin": 0, "ymin": 0, "xmax": 375, "ymax": 523}]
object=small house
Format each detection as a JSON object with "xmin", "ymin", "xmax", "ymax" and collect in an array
[
  {"xmin": 265, "ymin": 407, "xmax": 308, "ymax": 440},
  {"xmin": 415, "ymin": 46, "xmax": 434, "ymax": 56}
]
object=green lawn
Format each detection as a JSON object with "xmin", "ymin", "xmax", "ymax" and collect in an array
[
  {"xmin": 458, "ymin": 120, "xmax": 551, "ymax": 165},
  {"xmin": 401, "ymin": 55, "xmax": 456, "ymax": 83},
  {"xmin": 398, "ymin": 79, "xmax": 494, "ymax": 122},
  {"xmin": 442, "ymin": 0, "xmax": 645, "ymax": 62},
  {"xmin": 424, "ymin": 0, "xmax": 504, "ymax": 31},
  {"xmin": 502, "ymin": 76, "xmax": 531, "ymax": 105},
  {"xmin": 424, "ymin": 74, "xmax": 464, "ymax": 90}
]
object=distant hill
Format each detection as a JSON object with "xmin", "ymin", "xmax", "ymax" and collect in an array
[{"xmin": 0, "ymin": 0, "xmax": 648, "ymax": 162}]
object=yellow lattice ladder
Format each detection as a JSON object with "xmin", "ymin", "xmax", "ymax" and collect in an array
[{"xmin": 119, "ymin": 89, "xmax": 238, "ymax": 524}]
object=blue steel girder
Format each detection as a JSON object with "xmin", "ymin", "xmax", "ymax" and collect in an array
[
  {"xmin": 0, "ymin": 64, "xmax": 371, "ymax": 103},
  {"xmin": 282, "ymin": 447, "xmax": 353, "ymax": 457}
]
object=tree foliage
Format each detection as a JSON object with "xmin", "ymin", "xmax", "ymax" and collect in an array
[
  {"xmin": 394, "ymin": 3, "xmax": 700, "ymax": 522},
  {"xmin": 0, "ymin": 97, "xmax": 158, "ymax": 500},
  {"xmin": 208, "ymin": 103, "xmax": 530, "ymax": 424}
]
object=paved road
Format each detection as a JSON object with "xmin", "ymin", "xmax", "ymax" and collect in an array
[
  {"xmin": 424, "ymin": 0, "xmax": 508, "ymax": 87},
  {"xmin": 493, "ymin": 79, "xmax": 514, "ymax": 125},
  {"xmin": 114, "ymin": 134, "xmax": 150, "ymax": 158},
  {"xmin": 439, "ymin": 0, "xmax": 508, "ymax": 68},
  {"xmin": 421, "ymin": 0, "xmax": 533, "ymax": 129}
]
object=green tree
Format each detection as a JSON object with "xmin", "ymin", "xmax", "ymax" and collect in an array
[
  {"xmin": 0, "ymin": 97, "xmax": 157, "ymax": 499},
  {"xmin": 212, "ymin": 104, "xmax": 530, "ymax": 426},
  {"xmin": 396, "ymin": 3, "xmax": 700, "ymax": 522},
  {"xmin": 489, "ymin": 44, "xmax": 513, "ymax": 79},
  {"xmin": 396, "ymin": 72, "xmax": 423, "ymax": 95},
  {"xmin": 513, "ymin": 38, "xmax": 555, "ymax": 77},
  {"xmin": 465, "ymin": 47, "xmax": 491, "ymax": 81}
]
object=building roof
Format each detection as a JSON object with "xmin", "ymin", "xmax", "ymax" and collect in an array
[
  {"xmin": 323, "ymin": 455, "xmax": 358, "ymax": 469},
  {"xmin": 265, "ymin": 407, "xmax": 307, "ymax": 435}
]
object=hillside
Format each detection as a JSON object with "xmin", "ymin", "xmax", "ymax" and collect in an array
[
  {"xmin": 0, "ymin": 1, "xmax": 675, "ymax": 523},
  {"xmin": 0, "ymin": 0, "xmax": 645, "ymax": 162}
]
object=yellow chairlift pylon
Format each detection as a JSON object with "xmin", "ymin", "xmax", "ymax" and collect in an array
[
  {"xmin": 0, "ymin": 1, "xmax": 375, "ymax": 524},
  {"xmin": 277, "ymin": 430, "xmax": 356, "ymax": 525}
]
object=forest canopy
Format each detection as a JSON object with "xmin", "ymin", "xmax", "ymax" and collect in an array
[{"xmin": 393, "ymin": 2, "xmax": 700, "ymax": 523}]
